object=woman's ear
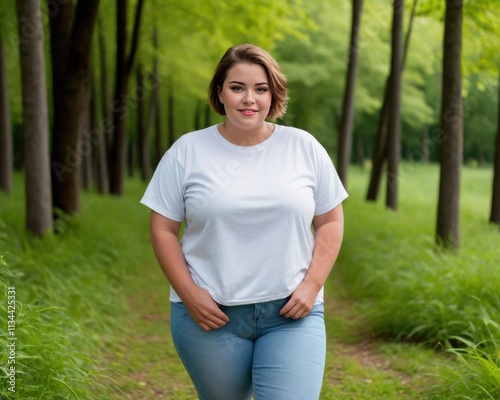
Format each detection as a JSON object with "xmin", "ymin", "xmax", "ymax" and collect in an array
[{"xmin": 217, "ymin": 85, "xmax": 223, "ymax": 104}]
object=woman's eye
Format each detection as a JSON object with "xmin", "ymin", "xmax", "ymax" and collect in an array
[
  {"xmin": 256, "ymin": 87, "xmax": 269, "ymax": 93},
  {"xmin": 230, "ymin": 86, "xmax": 243, "ymax": 92}
]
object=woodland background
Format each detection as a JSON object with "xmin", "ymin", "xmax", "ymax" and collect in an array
[{"xmin": 1, "ymin": 0, "xmax": 500, "ymax": 399}]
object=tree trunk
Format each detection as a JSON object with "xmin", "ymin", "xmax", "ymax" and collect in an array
[
  {"xmin": 109, "ymin": 0, "xmax": 145, "ymax": 195},
  {"xmin": 137, "ymin": 64, "xmax": 151, "ymax": 181},
  {"xmin": 16, "ymin": 0, "xmax": 52, "ymax": 235},
  {"xmin": 167, "ymin": 77, "xmax": 176, "ymax": 148},
  {"xmin": 490, "ymin": 66, "xmax": 500, "ymax": 224},
  {"xmin": 356, "ymin": 136, "xmax": 364, "ymax": 167},
  {"xmin": 49, "ymin": 0, "xmax": 100, "ymax": 216},
  {"xmin": 97, "ymin": 18, "xmax": 112, "ymax": 173},
  {"xmin": 337, "ymin": 0, "xmax": 364, "ymax": 187},
  {"xmin": 366, "ymin": 0, "xmax": 419, "ymax": 202},
  {"xmin": 89, "ymin": 66, "xmax": 108, "ymax": 194},
  {"xmin": 150, "ymin": 25, "xmax": 162, "ymax": 166},
  {"xmin": 0, "ymin": 39, "xmax": 12, "ymax": 195},
  {"xmin": 366, "ymin": 84, "xmax": 389, "ymax": 201},
  {"xmin": 385, "ymin": 0, "xmax": 404, "ymax": 211},
  {"xmin": 80, "ymin": 88, "xmax": 92, "ymax": 190},
  {"xmin": 436, "ymin": 0, "xmax": 463, "ymax": 249}
]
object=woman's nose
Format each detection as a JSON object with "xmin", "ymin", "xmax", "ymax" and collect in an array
[{"xmin": 243, "ymin": 90, "xmax": 255, "ymax": 104}]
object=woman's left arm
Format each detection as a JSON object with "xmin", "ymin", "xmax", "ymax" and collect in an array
[{"xmin": 280, "ymin": 204, "xmax": 344, "ymax": 319}]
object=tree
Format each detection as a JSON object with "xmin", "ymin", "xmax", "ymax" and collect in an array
[
  {"xmin": 337, "ymin": 0, "xmax": 364, "ymax": 187},
  {"xmin": 136, "ymin": 63, "xmax": 151, "ymax": 181},
  {"xmin": 150, "ymin": 24, "xmax": 162, "ymax": 165},
  {"xmin": 490, "ymin": 67, "xmax": 500, "ymax": 224},
  {"xmin": 16, "ymin": 0, "xmax": 52, "ymax": 235},
  {"xmin": 89, "ymin": 67, "xmax": 108, "ymax": 194},
  {"xmin": 0, "ymin": 39, "xmax": 12, "ymax": 195},
  {"xmin": 366, "ymin": 0, "xmax": 419, "ymax": 202},
  {"xmin": 436, "ymin": 0, "xmax": 463, "ymax": 248},
  {"xmin": 385, "ymin": 0, "xmax": 405, "ymax": 210},
  {"xmin": 108, "ymin": 0, "xmax": 145, "ymax": 196},
  {"xmin": 48, "ymin": 0, "xmax": 101, "ymax": 216}
]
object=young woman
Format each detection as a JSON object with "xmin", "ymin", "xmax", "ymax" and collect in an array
[{"xmin": 141, "ymin": 44, "xmax": 348, "ymax": 400}]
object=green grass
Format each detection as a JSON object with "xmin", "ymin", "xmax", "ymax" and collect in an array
[
  {"xmin": 1, "ymin": 164, "xmax": 499, "ymax": 399},
  {"xmin": 336, "ymin": 164, "xmax": 500, "ymax": 399},
  {"xmin": 0, "ymin": 175, "xmax": 152, "ymax": 399}
]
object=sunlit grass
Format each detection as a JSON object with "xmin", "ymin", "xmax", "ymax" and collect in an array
[
  {"xmin": 1, "ymin": 164, "xmax": 498, "ymax": 399},
  {"xmin": 338, "ymin": 164, "xmax": 500, "ymax": 399},
  {"xmin": 0, "ymin": 175, "xmax": 152, "ymax": 399}
]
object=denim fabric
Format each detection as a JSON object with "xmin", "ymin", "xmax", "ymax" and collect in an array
[{"xmin": 171, "ymin": 297, "xmax": 326, "ymax": 400}]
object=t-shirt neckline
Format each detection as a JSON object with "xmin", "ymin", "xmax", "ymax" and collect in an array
[{"xmin": 211, "ymin": 124, "xmax": 281, "ymax": 152}]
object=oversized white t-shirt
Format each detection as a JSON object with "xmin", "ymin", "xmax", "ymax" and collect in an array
[{"xmin": 141, "ymin": 124, "xmax": 348, "ymax": 306}]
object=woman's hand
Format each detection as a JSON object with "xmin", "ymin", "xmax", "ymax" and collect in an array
[
  {"xmin": 279, "ymin": 280, "xmax": 320, "ymax": 319},
  {"xmin": 183, "ymin": 286, "xmax": 230, "ymax": 331}
]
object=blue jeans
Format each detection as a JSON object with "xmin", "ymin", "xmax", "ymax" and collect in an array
[{"xmin": 171, "ymin": 297, "xmax": 326, "ymax": 400}]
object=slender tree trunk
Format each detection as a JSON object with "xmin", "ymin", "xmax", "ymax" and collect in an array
[
  {"xmin": 109, "ymin": 0, "xmax": 145, "ymax": 195},
  {"xmin": 154, "ymin": 90, "xmax": 162, "ymax": 164},
  {"xmin": 490, "ymin": 66, "xmax": 500, "ymax": 224},
  {"xmin": 386, "ymin": 0, "xmax": 404, "ymax": 211},
  {"xmin": 109, "ymin": 0, "xmax": 128, "ymax": 194},
  {"xmin": 127, "ymin": 139, "xmax": 134, "ymax": 178},
  {"xmin": 436, "ymin": 0, "xmax": 463, "ymax": 249},
  {"xmin": 49, "ymin": 0, "xmax": 100, "ymax": 216},
  {"xmin": 150, "ymin": 25, "xmax": 162, "ymax": 166},
  {"xmin": 366, "ymin": 0, "xmax": 419, "ymax": 201},
  {"xmin": 97, "ymin": 18, "xmax": 112, "ymax": 173},
  {"xmin": 80, "ymin": 86, "xmax": 92, "ymax": 190},
  {"xmin": 89, "ymin": 66, "xmax": 108, "ymax": 194},
  {"xmin": 366, "ymin": 84, "xmax": 390, "ymax": 201},
  {"xmin": 16, "ymin": 0, "xmax": 52, "ymax": 235},
  {"xmin": 356, "ymin": 136, "xmax": 364, "ymax": 167},
  {"xmin": 137, "ymin": 64, "xmax": 151, "ymax": 181},
  {"xmin": 337, "ymin": 0, "xmax": 364, "ymax": 186},
  {"xmin": 167, "ymin": 77, "xmax": 176, "ymax": 148},
  {"xmin": 0, "ymin": 39, "xmax": 12, "ymax": 195}
]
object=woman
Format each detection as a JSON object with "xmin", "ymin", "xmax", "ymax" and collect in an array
[{"xmin": 141, "ymin": 44, "xmax": 348, "ymax": 400}]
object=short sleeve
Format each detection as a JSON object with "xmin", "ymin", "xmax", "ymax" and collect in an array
[
  {"xmin": 314, "ymin": 145, "xmax": 348, "ymax": 216},
  {"xmin": 140, "ymin": 152, "xmax": 185, "ymax": 222}
]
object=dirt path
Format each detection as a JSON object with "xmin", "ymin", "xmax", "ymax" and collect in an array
[{"xmin": 103, "ymin": 264, "xmax": 437, "ymax": 399}]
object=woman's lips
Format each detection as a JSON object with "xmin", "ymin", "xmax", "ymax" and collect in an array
[{"xmin": 239, "ymin": 109, "xmax": 258, "ymax": 116}]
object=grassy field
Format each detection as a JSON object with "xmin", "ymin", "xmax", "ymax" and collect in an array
[{"xmin": 1, "ymin": 164, "xmax": 499, "ymax": 399}]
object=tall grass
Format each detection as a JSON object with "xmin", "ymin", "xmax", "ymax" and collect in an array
[
  {"xmin": 0, "ymin": 175, "xmax": 152, "ymax": 399},
  {"xmin": 1, "ymin": 165, "xmax": 499, "ymax": 399},
  {"xmin": 428, "ymin": 337, "xmax": 500, "ymax": 399},
  {"xmin": 337, "ymin": 164, "xmax": 500, "ymax": 398}
]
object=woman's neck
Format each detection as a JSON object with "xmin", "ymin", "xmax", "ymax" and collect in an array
[{"xmin": 217, "ymin": 121, "xmax": 275, "ymax": 146}]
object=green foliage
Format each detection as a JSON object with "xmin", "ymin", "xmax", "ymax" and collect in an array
[
  {"xmin": 337, "ymin": 164, "xmax": 500, "ymax": 399},
  {"xmin": 0, "ymin": 176, "xmax": 152, "ymax": 399},
  {"xmin": 429, "ymin": 337, "xmax": 500, "ymax": 399},
  {"xmin": 3, "ymin": 0, "xmax": 499, "ymax": 163}
]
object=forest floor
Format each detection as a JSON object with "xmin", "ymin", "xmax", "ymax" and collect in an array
[{"xmin": 102, "ymin": 257, "xmax": 446, "ymax": 400}]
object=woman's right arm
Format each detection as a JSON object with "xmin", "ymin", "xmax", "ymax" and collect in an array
[{"xmin": 149, "ymin": 210, "xmax": 229, "ymax": 331}]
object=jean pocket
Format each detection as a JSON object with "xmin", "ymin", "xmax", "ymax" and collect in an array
[{"xmin": 172, "ymin": 301, "xmax": 191, "ymax": 317}]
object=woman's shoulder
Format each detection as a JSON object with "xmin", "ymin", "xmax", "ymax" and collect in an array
[
  {"xmin": 167, "ymin": 125, "xmax": 217, "ymax": 153},
  {"xmin": 276, "ymin": 125, "xmax": 324, "ymax": 148},
  {"xmin": 172, "ymin": 125, "xmax": 216, "ymax": 147},
  {"xmin": 160, "ymin": 125, "xmax": 218, "ymax": 166}
]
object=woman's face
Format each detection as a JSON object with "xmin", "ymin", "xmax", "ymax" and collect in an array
[{"xmin": 218, "ymin": 62, "xmax": 272, "ymax": 133}]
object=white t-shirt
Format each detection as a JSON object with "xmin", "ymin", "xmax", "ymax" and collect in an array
[{"xmin": 141, "ymin": 124, "xmax": 348, "ymax": 306}]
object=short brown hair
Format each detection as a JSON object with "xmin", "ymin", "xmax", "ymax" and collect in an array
[{"xmin": 208, "ymin": 44, "xmax": 288, "ymax": 120}]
